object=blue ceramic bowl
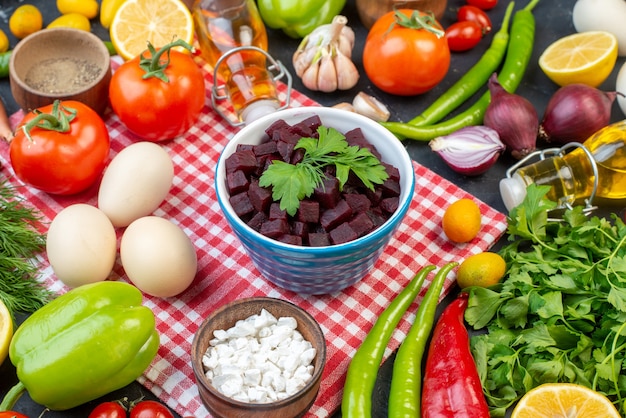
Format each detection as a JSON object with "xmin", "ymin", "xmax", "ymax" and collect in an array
[{"xmin": 215, "ymin": 107, "xmax": 415, "ymax": 294}]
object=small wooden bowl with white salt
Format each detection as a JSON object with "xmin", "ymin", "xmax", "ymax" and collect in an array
[
  {"xmin": 9, "ymin": 28, "xmax": 111, "ymax": 116},
  {"xmin": 191, "ymin": 297, "xmax": 327, "ymax": 418}
]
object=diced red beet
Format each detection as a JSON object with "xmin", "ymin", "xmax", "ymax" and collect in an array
[
  {"xmin": 320, "ymin": 199, "xmax": 353, "ymax": 231},
  {"xmin": 367, "ymin": 209, "xmax": 387, "ymax": 228},
  {"xmin": 383, "ymin": 163, "xmax": 400, "ymax": 182},
  {"xmin": 247, "ymin": 211, "xmax": 268, "ymax": 231},
  {"xmin": 297, "ymin": 200, "xmax": 320, "ymax": 223},
  {"xmin": 290, "ymin": 221, "xmax": 308, "ymax": 238},
  {"xmin": 236, "ymin": 144, "xmax": 255, "ymax": 152},
  {"xmin": 277, "ymin": 234, "xmax": 303, "ymax": 245},
  {"xmin": 264, "ymin": 119, "xmax": 291, "ymax": 139},
  {"xmin": 277, "ymin": 140, "xmax": 295, "ymax": 162},
  {"xmin": 225, "ymin": 149, "xmax": 257, "ymax": 174},
  {"xmin": 260, "ymin": 219, "xmax": 289, "ymax": 238},
  {"xmin": 314, "ymin": 176, "xmax": 341, "ymax": 209},
  {"xmin": 345, "ymin": 193, "xmax": 371, "ymax": 214},
  {"xmin": 330, "ymin": 222, "xmax": 358, "ymax": 245},
  {"xmin": 381, "ymin": 178, "xmax": 401, "ymax": 197},
  {"xmin": 380, "ymin": 197, "xmax": 399, "ymax": 214},
  {"xmin": 266, "ymin": 119, "xmax": 302, "ymax": 143},
  {"xmin": 253, "ymin": 141, "xmax": 278, "ymax": 156},
  {"xmin": 226, "ymin": 170, "xmax": 250, "ymax": 195},
  {"xmin": 248, "ymin": 180, "xmax": 272, "ymax": 213},
  {"xmin": 349, "ymin": 212, "xmax": 375, "ymax": 237},
  {"xmin": 290, "ymin": 148, "xmax": 305, "ymax": 164},
  {"xmin": 230, "ymin": 192, "xmax": 255, "ymax": 217},
  {"xmin": 308, "ymin": 232, "xmax": 330, "ymax": 247},
  {"xmin": 289, "ymin": 115, "xmax": 322, "ymax": 138},
  {"xmin": 268, "ymin": 202, "xmax": 288, "ymax": 220},
  {"xmin": 366, "ymin": 187, "xmax": 383, "ymax": 206}
]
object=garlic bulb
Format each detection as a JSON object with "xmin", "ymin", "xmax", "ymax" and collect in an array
[{"xmin": 292, "ymin": 15, "xmax": 359, "ymax": 92}]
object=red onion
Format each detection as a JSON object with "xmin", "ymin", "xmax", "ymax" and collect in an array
[
  {"xmin": 538, "ymin": 84, "xmax": 617, "ymax": 145},
  {"xmin": 429, "ymin": 125, "xmax": 505, "ymax": 176},
  {"xmin": 483, "ymin": 73, "xmax": 538, "ymax": 160}
]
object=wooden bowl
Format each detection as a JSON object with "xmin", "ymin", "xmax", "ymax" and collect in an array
[
  {"xmin": 9, "ymin": 28, "xmax": 111, "ymax": 115},
  {"xmin": 191, "ymin": 297, "xmax": 327, "ymax": 418}
]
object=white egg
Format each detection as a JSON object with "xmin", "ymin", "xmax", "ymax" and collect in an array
[
  {"xmin": 572, "ymin": 0, "xmax": 626, "ymax": 56},
  {"xmin": 120, "ymin": 216, "xmax": 198, "ymax": 297},
  {"xmin": 46, "ymin": 204, "xmax": 117, "ymax": 288},
  {"xmin": 98, "ymin": 142, "xmax": 174, "ymax": 228},
  {"xmin": 616, "ymin": 62, "xmax": 626, "ymax": 117}
]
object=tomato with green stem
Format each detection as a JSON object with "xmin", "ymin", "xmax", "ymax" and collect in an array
[
  {"xmin": 109, "ymin": 39, "xmax": 205, "ymax": 142},
  {"xmin": 363, "ymin": 9, "xmax": 450, "ymax": 96},
  {"xmin": 457, "ymin": 5, "xmax": 492, "ymax": 33},
  {"xmin": 10, "ymin": 100, "xmax": 110, "ymax": 195}
]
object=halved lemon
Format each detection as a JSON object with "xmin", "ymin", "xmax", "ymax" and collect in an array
[
  {"xmin": 511, "ymin": 383, "xmax": 621, "ymax": 418},
  {"xmin": 109, "ymin": 0, "xmax": 194, "ymax": 61},
  {"xmin": 538, "ymin": 31, "xmax": 618, "ymax": 87},
  {"xmin": 0, "ymin": 298, "xmax": 13, "ymax": 365}
]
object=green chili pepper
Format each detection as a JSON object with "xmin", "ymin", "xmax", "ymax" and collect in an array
[
  {"xmin": 0, "ymin": 281, "xmax": 160, "ymax": 411},
  {"xmin": 258, "ymin": 0, "xmax": 346, "ymax": 38},
  {"xmin": 387, "ymin": 261, "xmax": 458, "ymax": 417},
  {"xmin": 381, "ymin": 0, "xmax": 539, "ymax": 141},
  {"xmin": 0, "ymin": 51, "xmax": 11, "ymax": 78},
  {"xmin": 341, "ymin": 265, "xmax": 437, "ymax": 418},
  {"xmin": 407, "ymin": 1, "xmax": 515, "ymax": 128}
]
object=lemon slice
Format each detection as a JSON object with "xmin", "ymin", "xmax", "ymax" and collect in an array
[
  {"xmin": 511, "ymin": 383, "xmax": 621, "ymax": 418},
  {"xmin": 110, "ymin": 0, "xmax": 194, "ymax": 61},
  {"xmin": 0, "ymin": 298, "xmax": 13, "ymax": 365},
  {"xmin": 538, "ymin": 31, "xmax": 618, "ymax": 87}
]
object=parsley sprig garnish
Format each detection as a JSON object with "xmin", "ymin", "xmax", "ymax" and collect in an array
[
  {"xmin": 465, "ymin": 184, "xmax": 626, "ymax": 416},
  {"xmin": 259, "ymin": 126, "xmax": 389, "ymax": 216}
]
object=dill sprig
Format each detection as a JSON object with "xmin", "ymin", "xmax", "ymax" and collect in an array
[{"xmin": 0, "ymin": 179, "xmax": 53, "ymax": 319}]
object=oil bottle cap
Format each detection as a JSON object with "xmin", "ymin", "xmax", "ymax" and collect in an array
[
  {"xmin": 499, "ymin": 174, "xmax": 527, "ymax": 211},
  {"xmin": 241, "ymin": 100, "xmax": 280, "ymax": 126}
]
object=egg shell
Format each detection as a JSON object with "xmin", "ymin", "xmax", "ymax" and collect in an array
[
  {"xmin": 98, "ymin": 142, "xmax": 174, "ymax": 228},
  {"xmin": 46, "ymin": 204, "xmax": 117, "ymax": 288},
  {"xmin": 120, "ymin": 216, "xmax": 198, "ymax": 297}
]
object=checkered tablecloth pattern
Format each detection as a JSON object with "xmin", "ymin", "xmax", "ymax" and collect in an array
[{"xmin": 0, "ymin": 56, "xmax": 507, "ymax": 417}]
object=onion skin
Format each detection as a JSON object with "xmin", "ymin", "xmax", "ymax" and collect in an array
[
  {"xmin": 429, "ymin": 125, "xmax": 505, "ymax": 176},
  {"xmin": 539, "ymin": 84, "xmax": 617, "ymax": 145},
  {"xmin": 483, "ymin": 73, "xmax": 538, "ymax": 160}
]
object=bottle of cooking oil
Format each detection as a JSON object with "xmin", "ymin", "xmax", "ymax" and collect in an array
[
  {"xmin": 192, "ymin": 0, "xmax": 286, "ymax": 125},
  {"xmin": 500, "ymin": 120, "xmax": 626, "ymax": 211}
]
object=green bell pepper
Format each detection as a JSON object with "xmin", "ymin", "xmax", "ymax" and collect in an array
[
  {"xmin": 0, "ymin": 281, "xmax": 160, "ymax": 411},
  {"xmin": 258, "ymin": 0, "xmax": 347, "ymax": 38}
]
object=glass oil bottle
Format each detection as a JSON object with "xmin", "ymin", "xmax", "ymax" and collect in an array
[{"xmin": 500, "ymin": 120, "xmax": 626, "ymax": 212}]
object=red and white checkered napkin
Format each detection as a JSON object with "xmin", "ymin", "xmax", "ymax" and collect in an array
[{"xmin": 0, "ymin": 57, "xmax": 507, "ymax": 417}]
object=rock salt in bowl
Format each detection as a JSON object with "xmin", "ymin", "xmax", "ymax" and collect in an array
[
  {"xmin": 191, "ymin": 297, "xmax": 326, "ymax": 418},
  {"xmin": 214, "ymin": 106, "xmax": 415, "ymax": 295}
]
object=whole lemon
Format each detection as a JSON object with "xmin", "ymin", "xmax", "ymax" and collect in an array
[
  {"xmin": 442, "ymin": 198, "xmax": 482, "ymax": 243},
  {"xmin": 456, "ymin": 252, "xmax": 506, "ymax": 289}
]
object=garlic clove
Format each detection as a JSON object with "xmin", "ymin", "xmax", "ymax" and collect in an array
[
  {"xmin": 352, "ymin": 92, "xmax": 390, "ymax": 122},
  {"xmin": 334, "ymin": 52, "xmax": 359, "ymax": 91},
  {"xmin": 317, "ymin": 51, "xmax": 338, "ymax": 93},
  {"xmin": 332, "ymin": 102, "xmax": 356, "ymax": 112},
  {"xmin": 301, "ymin": 61, "xmax": 321, "ymax": 91}
]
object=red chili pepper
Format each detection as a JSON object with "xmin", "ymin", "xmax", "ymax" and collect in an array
[{"xmin": 421, "ymin": 293, "xmax": 490, "ymax": 417}]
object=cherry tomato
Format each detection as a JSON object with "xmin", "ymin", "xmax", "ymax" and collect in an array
[
  {"xmin": 88, "ymin": 402, "xmax": 128, "ymax": 418},
  {"xmin": 0, "ymin": 412, "xmax": 29, "ymax": 418},
  {"xmin": 457, "ymin": 5, "xmax": 492, "ymax": 33},
  {"xmin": 10, "ymin": 100, "xmax": 110, "ymax": 195},
  {"xmin": 445, "ymin": 21, "xmax": 484, "ymax": 52},
  {"xmin": 109, "ymin": 47, "xmax": 205, "ymax": 142},
  {"xmin": 129, "ymin": 400, "xmax": 174, "ymax": 418},
  {"xmin": 363, "ymin": 9, "xmax": 450, "ymax": 96},
  {"xmin": 466, "ymin": 0, "xmax": 498, "ymax": 10}
]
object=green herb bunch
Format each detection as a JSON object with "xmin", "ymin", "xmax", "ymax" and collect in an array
[
  {"xmin": 259, "ymin": 126, "xmax": 389, "ymax": 216},
  {"xmin": 0, "ymin": 180, "xmax": 53, "ymax": 319},
  {"xmin": 466, "ymin": 184, "xmax": 626, "ymax": 416}
]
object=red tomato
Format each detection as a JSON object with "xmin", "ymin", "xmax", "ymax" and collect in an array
[
  {"xmin": 89, "ymin": 402, "xmax": 127, "ymax": 418},
  {"xmin": 10, "ymin": 100, "xmax": 110, "ymax": 195},
  {"xmin": 0, "ymin": 413, "xmax": 29, "ymax": 418},
  {"xmin": 109, "ymin": 48, "xmax": 205, "ymax": 142},
  {"xmin": 363, "ymin": 9, "xmax": 450, "ymax": 96},
  {"xmin": 457, "ymin": 5, "xmax": 492, "ymax": 33},
  {"xmin": 466, "ymin": 0, "xmax": 498, "ymax": 10},
  {"xmin": 445, "ymin": 21, "xmax": 484, "ymax": 52},
  {"xmin": 129, "ymin": 400, "xmax": 174, "ymax": 418}
]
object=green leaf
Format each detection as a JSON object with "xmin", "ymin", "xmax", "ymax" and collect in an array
[
  {"xmin": 465, "ymin": 287, "xmax": 508, "ymax": 329},
  {"xmin": 259, "ymin": 161, "xmax": 316, "ymax": 216}
]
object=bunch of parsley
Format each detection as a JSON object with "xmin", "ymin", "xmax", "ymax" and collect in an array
[{"xmin": 465, "ymin": 184, "xmax": 626, "ymax": 416}]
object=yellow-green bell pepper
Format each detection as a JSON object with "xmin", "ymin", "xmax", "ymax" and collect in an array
[
  {"xmin": 258, "ymin": 0, "xmax": 347, "ymax": 38},
  {"xmin": 0, "ymin": 281, "xmax": 159, "ymax": 411}
]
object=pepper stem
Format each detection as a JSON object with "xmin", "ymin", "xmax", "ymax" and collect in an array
[
  {"xmin": 21, "ymin": 100, "xmax": 77, "ymax": 143},
  {"xmin": 139, "ymin": 39, "xmax": 195, "ymax": 82},
  {"xmin": 0, "ymin": 381, "xmax": 26, "ymax": 411},
  {"xmin": 389, "ymin": 10, "xmax": 445, "ymax": 38}
]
